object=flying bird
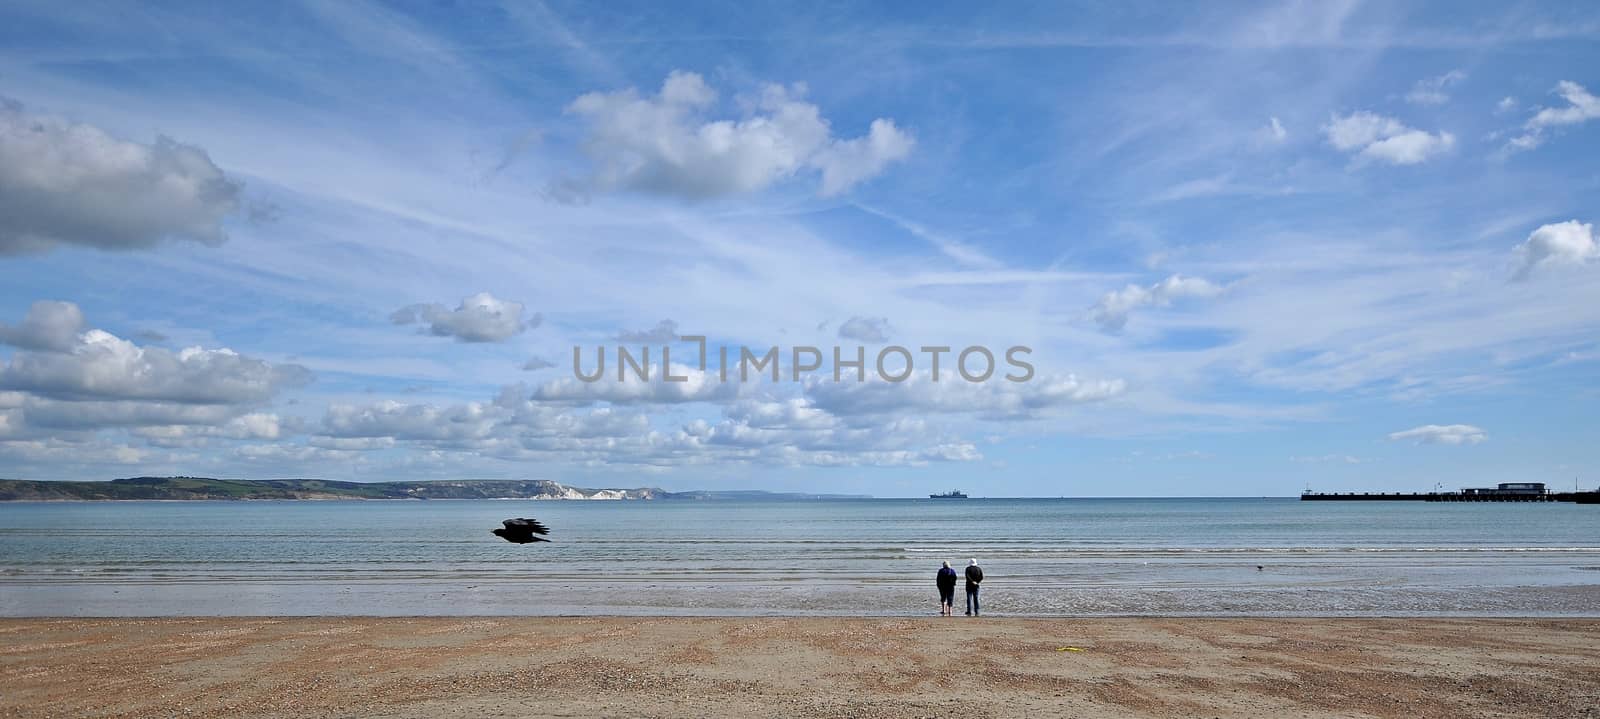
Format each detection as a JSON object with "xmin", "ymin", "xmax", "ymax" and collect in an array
[{"xmin": 492, "ymin": 517, "xmax": 551, "ymax": 543}]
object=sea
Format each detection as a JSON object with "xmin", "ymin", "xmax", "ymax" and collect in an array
[{"xmin": 2, "ymin": 498, "xmax": 1597, "ymax": 617}]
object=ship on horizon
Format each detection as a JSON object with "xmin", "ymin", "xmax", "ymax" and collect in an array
[{"xmin": 929, "ymin": 489, "xmax": 968, "ymax": 499}]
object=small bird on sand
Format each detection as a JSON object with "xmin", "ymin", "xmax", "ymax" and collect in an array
[{"xmin": 492, "ymin": 518, "xmax": 551, "ymax": 543}]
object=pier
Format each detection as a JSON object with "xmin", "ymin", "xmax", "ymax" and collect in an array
[{"xmin": 1302, "ymin": 482, "xmax": 1598, "ymax": 503}]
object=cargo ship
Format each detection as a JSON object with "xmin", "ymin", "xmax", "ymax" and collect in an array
[{"xmin": 929, "ymin": 489, "xmax": 968, "ymax": 499}]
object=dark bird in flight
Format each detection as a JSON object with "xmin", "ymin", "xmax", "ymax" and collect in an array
[{"xmin": 492, "ymin": 517, "xmax": 551, "ymax": 543}]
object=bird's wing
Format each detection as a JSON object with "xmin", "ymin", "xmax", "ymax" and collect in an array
[{"xmin": 502, "ymin": 518, "xmax": 550, "ymax": 535}]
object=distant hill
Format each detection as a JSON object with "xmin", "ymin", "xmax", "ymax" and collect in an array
[{"xmin": 0, "ymin": 477, "xmax": 868, "ymax": 501}]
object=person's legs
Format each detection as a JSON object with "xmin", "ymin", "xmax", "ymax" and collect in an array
[
  {"xmin": 973, "ymin": 585, "xmax": 979, "ymax": 615},
  {"xmin": 965, "ymin": 587, "xmax": 975, "ymax": 615}
]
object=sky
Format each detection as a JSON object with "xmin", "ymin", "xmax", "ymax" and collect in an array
[{"xmin": 0, "ymin": 0, "xmax": 1597, "ymax": 496}]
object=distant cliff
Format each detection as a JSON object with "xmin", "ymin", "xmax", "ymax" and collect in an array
[{"xmin": 0, "ymin": 477, "xmax": 866, "ymax": 501}]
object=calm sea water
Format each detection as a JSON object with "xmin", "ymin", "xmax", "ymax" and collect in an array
[{"xmin": 2, "ymin": 498, "xmax": 1597, "ymax": 617}]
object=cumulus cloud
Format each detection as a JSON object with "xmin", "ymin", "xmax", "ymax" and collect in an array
[
  {"xmin": 1091, "ymin": 275, "xmax": 1222, "ymax": 332},
  {"xmin": 392, "ymin": 292, "xmax": 530, "ymax": 343},
  {"xmin": 1404, "ymin": 70, "xmax": 1465, "ymax": 105},
  {"xmin": 131, "ymin": 413, "xmax": 286, "ymax": 447},
  {"xmin": 616, "ymin": 319, "xmax": 680, "ymax": 343},
  {"xmin": 1323, "ymin": 111, "xmax": 1454, "ymax": 165},
  {"xmin": 0, "ymin": 301, "xmax": 309, "ymax": 442},
  {"xmin": 0, "ymin": 330, "xmax": 309, "ymax": 405},
  {"xmin": 0, "ymin": 97, "xmax": 240, "ymax": 255},
  {"xmin": 1387, "ymin": 424, "xmax": 1487, "ymax": 445},
  {"xmin": 532, "ymin": 365, "xmax": 738, "ymax": 404},
  {"xmin": 232, "ymin": 443, "xmax": 363, "ymax": 464},
  {"xmin": 805, "ymin": 371, "xmax": 1125, "ymax": 420},
  {"xmin": 561, "ymin": 71, "xmax": 913, "ymax": 200},
  {"xmin": 0, "ymin": 300, "xmax": 84, "ymax": 352},
  {"xmin": 1509, "ymin": 81, "xmax": 1600, "ymax": 150},
  {"xmin": 309, "ymin": 386, "xmax": 977, "ymax": 470},
  {"xmin": 681, "ymin": 397, "xmax": 981, "ymax": 467},
  {"xmin": 0, "ymin": 437, "xmax": 153, "ymax": 465},
  {"xmin": 1512, "ymin": 220, "xmax": 1597, "ymax": 281},
  {"xmin": 321, "ymin": 400, "xmax": 500, "ymax": 441},
  {"xmin": 837, "ymin": 316, "xmax": 891, "ymax": 342},
  {"xmin": 18, "ymin": 398, "xmax": 245, "ymax": 430}
]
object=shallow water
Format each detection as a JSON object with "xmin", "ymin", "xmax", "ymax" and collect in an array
[{"xmin": 2, "ymin": 498, "xmax": 1597, "ymax": 616}]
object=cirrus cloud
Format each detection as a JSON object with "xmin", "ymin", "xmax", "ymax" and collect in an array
[
  {"xmin": 1509, "ymin": 81, "xmax": 1600, "ymax": 150},
  {"xmin": 1386, "ymin": 424, "xmax": 1487, "ymax": 445}
]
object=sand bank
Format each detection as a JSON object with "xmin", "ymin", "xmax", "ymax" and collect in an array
[{"xmin": 2, "ymin": 617, "xmax": 1596, "ymax": 718}]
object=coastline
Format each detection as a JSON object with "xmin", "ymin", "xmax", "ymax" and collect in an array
[
  {"xmin": 7, "ymin": 581, "xmax": 1600, "ymax": 619},
  {"xmin": 3, "ymin": 616, "xmax": 1596, "ymax": 718}
]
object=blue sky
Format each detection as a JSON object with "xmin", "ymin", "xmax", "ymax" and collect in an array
[{"xmin": 1, "ymin": 0, "xmax": 1597, "ymax": 496}]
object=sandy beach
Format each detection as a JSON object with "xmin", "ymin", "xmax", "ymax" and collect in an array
[{"xmin": 2, "ymin": 617, "xmax": 1596, "ymax": 718}]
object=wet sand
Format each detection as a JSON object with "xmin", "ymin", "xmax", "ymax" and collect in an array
[{"xmin": 2, "ymin": 617, "xmax": 1597, "ymax": 718}]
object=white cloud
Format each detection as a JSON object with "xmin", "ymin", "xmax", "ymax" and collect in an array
[
  {"xmin": 19, "ymin": 398, "xmax": 244, "ymax": 430},
  {"xmin": 232, "ymin": 443, "xmax": 363, "ymax": 464},
  {"xmin": 1323, "ymin": 111, "xmax": 1454, "ymax": 165},
  {"xmin": 1496, "ymin": 96, "xmax": 1518, "ymax": 114},
  {"xmin": 837, "ymin": 316, "xmax": 891, "ymax": 342},
  {"xmin": 132, "ymin": 413, "xmax": 286, "ymax": 446},
  {"xmin": 683, "ymin": 398, "xmax": 982, "ymax": 467},
  {"xmin": 1258, "ymin": 116, "xmax": 1288, "ymax": 144},
  {"xmin": 392, "ymin": 292, "xmax": 530, "ymax": 343},
  {"xmin": 0, "ymin": 438, "xmax": 154, "ymax": 465},
  {"xmin": 0, "ymin": 97, "xmax": 240, "ymax": 255},
  {"xmin": 0, "ymin": 302, "xmax": 308, "ymax": 442},
  {"xmin": 1387, "ymin": 424, "xmax": 1487, "ymax": 445},
  {"xmin": 812, "ymin": 119, "xmax": 917, "ymax": 196},
  {"xmin": 804, "ymin": 371, "xmax": 1125, "ymax": 420},
  {"xmin": 1526, "ymin": 81, "xmax": 1600, "ymax": 128},
  {"xmin": 616, "ymin": 319, "xmax": 680, "ymax": 343},
  {"xmin": 1404, "ymin": 70, "xmax": 1466, "ymax": 105},
  {"xmin": 1090, "ymin": 275, "xmax": 1223, "ymax": 332},
  {"xmin": 562, "ymin": 71, "xmax": 913, "ymax": 200},
  {"xmin": 1290, "ymin": 454, "xmax": 1363, "ymax": 464},
  {"xmin": 306, "ymin": 384, "xmax": 978, "ymax": 469},
  {"xmin": 531, "ymin": 365, "xmax": 738, "ymax": 404},
  {"xmin": 1510, "ymin": 81, "xmax": 1600, "ymax": 150},
  {"xmin": 1512, "ymin": 220, "xmax": 1597, "ymax": 281},
  {"xmin": 522, "ymin": 356, "xmax": 556, "ymax": 371},
  {"xmin": 320, "ymin": 400, "xmax": 500, "ymax": 441},
  {"xmin": 0, "ymin": 300, "xmax": 84, "ymax": 352},
  {"xmin": 0, "ymin": 326, "xmax": 309, "ymax": 406}
]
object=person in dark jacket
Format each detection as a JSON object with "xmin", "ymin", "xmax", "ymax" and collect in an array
[
  {"xmin": 964, "ymin": 558, "xmax": 984, "ymax": 616},
  {"xmin": 935, "ymin": 561, "xmax": 958, "ymax": 615}
]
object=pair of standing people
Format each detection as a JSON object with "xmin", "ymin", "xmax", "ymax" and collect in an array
[{"xmin": 935, "ymin": 559, "xmax": 983, "ymax": 616}]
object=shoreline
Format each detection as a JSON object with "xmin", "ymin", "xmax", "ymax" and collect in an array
[
  {"xmin": 3, "ymin": 616, "xmax": 1596, "ymax": 718},
  {"xmin": 7, "ymin": 581, "xmax": 1599, "ymax": 618}
]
